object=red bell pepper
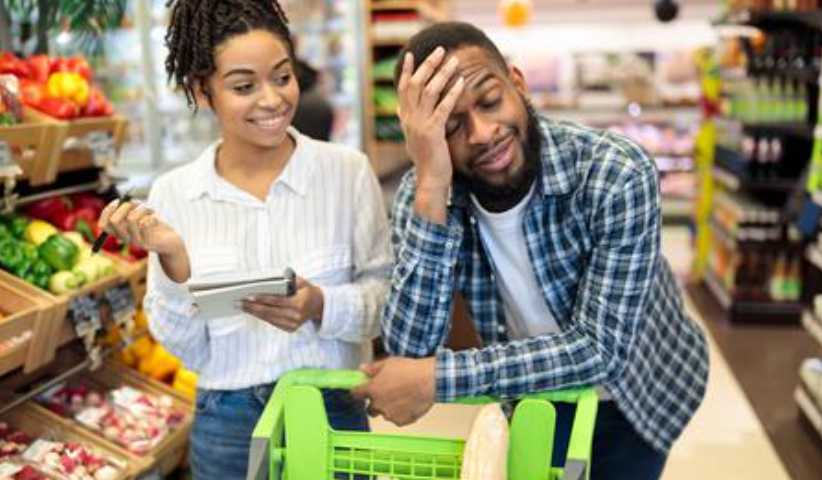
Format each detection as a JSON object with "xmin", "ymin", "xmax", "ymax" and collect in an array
[
  {"xmin": 55, "ymin": 207, "xmax": 97, "ymax": 241},
  {"xmin": 81, "ymin": 87, "xmax": 114, "ymax": 117},
  {"xmin": 67, "ymin": 57, "xmax": 93, "ymax": 82},
  {"xmin": 36, "ymin": 97, "xmax": 79, "ymax": 119},
  {"xmin": 0, "ymin": 52, "xmax": 30, "ymax": 78},
  {"xmin": 69, "ymin": 192, "xmax": 106, "ymax": 216},
  {"xmin": 26, "ymin": 54, "xmax": 50, "ymax": 84},
  {"xmin": 24, "ymin": 196, "xmax": 72, "ymax": 224},
  {"xmin": 18, "ymin": 79, "xmax": 45, "ymax": 108}
]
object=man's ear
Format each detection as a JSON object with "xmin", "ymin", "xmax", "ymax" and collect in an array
[
  {"xmin": 508, "ymin": 65, "xmax": 528, "ymax": 96},
  {"xmin": 193, "ymin": 80, "xmax": 213, "ymax": 110}
]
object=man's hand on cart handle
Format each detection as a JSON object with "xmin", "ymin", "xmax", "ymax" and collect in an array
[{"xmin": 351, "ymin": 357, "xmax": 436, "ymax": 426}]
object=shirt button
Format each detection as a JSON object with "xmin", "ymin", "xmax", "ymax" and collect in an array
[
  {"xmin": 439, "ymin": 295, "xmax": 448, "ymax": 303},
  {"xmin": 445, "ymin": 241, "xmax": 454, "ymax": 250},
  {"xmin": 469, "ymin": 217, "xmax": 477, "ymax": 225},
  {"xmin": 497, "ymin": 325, "xmax": 506, "ymax": 334},
  {"xmin": 490, "ymin": 273, "xmax": 496, "ymax": 282}
]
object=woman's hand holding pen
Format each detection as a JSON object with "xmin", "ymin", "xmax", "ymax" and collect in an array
[
  {"xmin": 241, "ymin": 277, "xmax": 324, "ymax": 332},
  {"xmin": 98, "ymin": 199, "xmax": 191, "ymax": 283}
]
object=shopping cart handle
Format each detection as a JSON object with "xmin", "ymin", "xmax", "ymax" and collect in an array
[{"xmin": 560, "ymin": 459, "xmax": 587, "ymax": 480}]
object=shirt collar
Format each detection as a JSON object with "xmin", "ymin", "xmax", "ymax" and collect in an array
[
  {"xmin": 448, "ymin": 116, "xmax": 578, "ymax": 209},
  {"xmin": 186, "ymin": 127, "xmax": 313, "ymax": 201}
]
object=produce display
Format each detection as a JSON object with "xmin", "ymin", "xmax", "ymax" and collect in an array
[
  {"xmin": 38, "ymin": 383, "xmax": 186, "ymax": 454},
  {"xmin": 24, "ymin": 194, "xmax": 147, "ymax": 262},
  {"xmin": 0, "ymin": 214, "xmax": 115, "ymax": 294},
  {"xmin": 0, "ymin": 461, "xmax": 47, "ymax": 480},
  {"xmin": 0, "ymin": 421, "xmax": 124, "ymax": 480},
  {"xmin": 0, "ymin": 53, "xmax": 113, "ymax": 119},
  {"xmin": 21, "ymin": 440, "xmax": 121, "ymax": 480}
]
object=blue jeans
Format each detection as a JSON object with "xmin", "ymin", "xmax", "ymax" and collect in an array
[
  {"xmin": 550, "ymin": 401, "xmax": 668, "ymax": 480},
  {"xmin": 191, "ymin": 383, "xmax": 369, "ymax": 480}
]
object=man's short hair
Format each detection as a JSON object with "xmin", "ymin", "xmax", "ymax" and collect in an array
[{"xmin": 393, "ymin": 22, "xmax": 508, "ymax": 88}]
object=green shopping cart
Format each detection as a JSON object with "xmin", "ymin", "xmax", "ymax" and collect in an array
[{"xmin": 247, "ymin": 369, "xmax": 598, "ymax": 480}]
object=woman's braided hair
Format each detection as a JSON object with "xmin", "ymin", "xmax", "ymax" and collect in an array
[{"xmin": 165, "ymin": 0, "xmax": 294, "ymax": 111}]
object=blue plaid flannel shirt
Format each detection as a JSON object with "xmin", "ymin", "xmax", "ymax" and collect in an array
[{"xmin": 382, "ymin": 117, "xmax": 709, "ymax": 453}]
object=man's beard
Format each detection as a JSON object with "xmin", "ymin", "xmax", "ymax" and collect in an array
[{"xmin": 455, "ymin": 96, "xmax": 542, "ymax": 212}]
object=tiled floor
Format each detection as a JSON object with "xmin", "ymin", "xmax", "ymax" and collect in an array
[{"xmin": 372, "ymin": 227, "xmax": 797, "ymax": 479}]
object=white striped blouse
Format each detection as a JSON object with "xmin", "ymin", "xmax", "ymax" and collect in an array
[{"xmin": 143, "ymin": 129, "xmax": 392, "ymax": 390}]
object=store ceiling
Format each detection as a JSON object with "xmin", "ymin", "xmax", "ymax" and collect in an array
[{"xmin": 453, "ymin": 0, "xmax": 721, "ymax": 25}]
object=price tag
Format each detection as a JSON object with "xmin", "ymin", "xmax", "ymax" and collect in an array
[
  {"xmin": 103, "ymin": 282, "xmax": 137, "ymax": 344},
  {"xmin": 85, "ymin": 131, "xmax": 117, "ymax": 167},
  {"xmin": 69, "ymin": 294, "xmax": 102, "ymax": 354},
  {"xmin": 0, "ymin": 141, "xmax": 13, "ymax": 167}
]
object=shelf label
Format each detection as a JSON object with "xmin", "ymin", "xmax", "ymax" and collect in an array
[
  {"xmin": 85, "ymin": 131, "xmax": 116, "ymax": 167},
  {"xmin": 0, "ymin": 142, "xmax": 13, "ymax": 169},
  {"xmin": 103, "ymin": 282, "xmax": 136, "ymax": 344},
  {"xmin": 69, "ymin": 294, "xmax": 102, "ymax": 359}
]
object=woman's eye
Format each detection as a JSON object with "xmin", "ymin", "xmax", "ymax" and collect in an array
[
  {"xmin": 233, "ymin": 83, "xmax": 254, "ymax": 94},
  {"xmin": 274, "ymin": 73, "xmax": 292, "ymax": 86}
]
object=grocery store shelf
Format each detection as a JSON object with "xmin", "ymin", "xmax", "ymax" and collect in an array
[
  {"xmin": 807, "ymin": 245, "xmax": 822, "ymax": 271},
  {"xmin": 371, "ymin": 0, "xmax": 419, "ymax": 11},
  {"xmin": 802, "ymin": 310, "xmax": 822, "ymax": 349},
  {"xmin": 713, "ymin": 166, "xmax": 741, "ymax": 192},
  {"xmin": 712, "ymin": 165, "xmax": 798, "ymax": 194},
  {"xmin": 795, "ymin": 386, "xmax": 822, "ymax": 443},
  {"xmin": 743, "ymin": 122, "xmax": 814, "ymax": 140},
  {"xmin": 704, "ymin": 268, "xmax": 732, "ymax": 310},
  {"xmin": 748, "ymin": 10, "xmax": 822, "ymax": 31}
]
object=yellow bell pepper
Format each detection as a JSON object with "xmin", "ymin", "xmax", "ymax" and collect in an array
[
  {"xmin": 24, "ymin": 220, "xmax": 58, "ymax": 246},
  {"xmin": 46, "ymin": 72, "xmax": 90, "ymax": 107},
  {"xmin": 139, "ymin": 344, "xmax": 182, "ymax": 380}
]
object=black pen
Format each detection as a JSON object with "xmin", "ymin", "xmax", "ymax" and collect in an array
[{"xmin": 91, "ymin": 191, "xmax": 133, "ymax": 255}]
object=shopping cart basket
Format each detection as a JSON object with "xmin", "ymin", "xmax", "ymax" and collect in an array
[{"xmin": 247, "ymin": 369, "xmax": 598, "ymax": 480}]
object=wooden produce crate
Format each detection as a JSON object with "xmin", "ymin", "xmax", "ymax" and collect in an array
[
  {"xmin": 27, "ymin": 110, "xmax": 129, "ymax": 176},
  {"xmin": 30, "ymin": 361, "xmax": 193, "ymax": 477},
  {"xmin": 0, "ymin": 257, "xmax": 129, "ymax": 361},
  {"xmin": 2, "ymin": 402, "xmax": 145, "ymax": 480},
  {"xmin": 0, "ymin": 110, "xmax": 67, "ymax": 186},
  {"xmin": 0, "ymin": 283, "xmax": 39, "ymax": 376},
  {"xmin": 0, "ymin": 271, "xmax": 67, "ymax": 372}
]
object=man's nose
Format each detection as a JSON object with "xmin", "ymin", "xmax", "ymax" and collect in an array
[{"xmin": 465, "ymin": 111, "xmax": 495, "ymax": 145}]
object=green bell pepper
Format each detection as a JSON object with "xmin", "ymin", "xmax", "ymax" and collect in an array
[
  {"xmin": 32, "ymin": 260, "xmax": 53, "ymax": 290},
  {"xmin": 19, "ymin": 241, "xmax": 38, "ymax": 262},
  {"xmin": 0, "ymin": 238, "xmax": 24, "ymax": 271},
  {"xmin": 0, "ymin": 223, "xmax": 11, "ymax": 239},
  {"xmin": 0, "ymin": 214, "xmax": 28, "ymax": 239},
  {"xmin": 38, "ymin": 234, "xmax": 80, "ymax": 272}
]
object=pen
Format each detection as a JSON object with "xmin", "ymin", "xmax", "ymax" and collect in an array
[{"xmin": 91, "ymin": 190, "xmax": 133, "ymax": 255}]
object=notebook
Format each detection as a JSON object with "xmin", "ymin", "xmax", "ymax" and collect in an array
[{"xmin": 189, "ymin": 268, "xmax": 296, "ymax": 320}]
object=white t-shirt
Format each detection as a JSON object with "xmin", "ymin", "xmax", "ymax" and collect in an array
[
  {"xmin": 471, "ymin": 186, "xmax": 612, "ymax": 400},
  {"xmin": 471, "ymin": 186, "xmax": 559, "ymax": 339}
]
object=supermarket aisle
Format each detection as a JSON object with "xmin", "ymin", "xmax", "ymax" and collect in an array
[{"xmin": 372, "ymin": 227, "xmax": 792, "ymax": 479}]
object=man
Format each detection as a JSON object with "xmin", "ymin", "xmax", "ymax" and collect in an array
[{"xmin": 351, "ymin": 22, "xmax": 709, "ymax": 480}]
